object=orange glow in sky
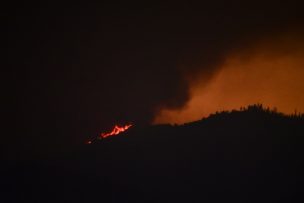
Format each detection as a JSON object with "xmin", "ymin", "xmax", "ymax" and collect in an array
[{"xmin": 154, "ymin": 34, "xmax": 304, "ymax": 124}]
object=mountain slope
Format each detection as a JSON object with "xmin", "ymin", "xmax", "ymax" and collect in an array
[{"xmin": 3, "ymin": 105, "xmax": 304, "ymax": 203}]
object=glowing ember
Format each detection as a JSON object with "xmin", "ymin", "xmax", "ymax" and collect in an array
[{"xmin": 100, "ymin": 124, "xmax": 133, "ymax": 138}]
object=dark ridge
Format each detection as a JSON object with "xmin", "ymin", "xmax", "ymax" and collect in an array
[{"xmin": 2, "ymin": 104, "xmax": 304, "ymax": 203}]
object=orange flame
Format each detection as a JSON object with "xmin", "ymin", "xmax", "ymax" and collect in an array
[
  {"xmin": 85, "ymin": 124, "xmax": 133, "ymax": 144},
  {"xmin": 100, "ymin": 124, "xmax": 133, "ymax": 138}
]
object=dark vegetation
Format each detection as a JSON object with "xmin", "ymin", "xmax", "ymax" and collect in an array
[{"xmin": 2, "ymin": 105, "xmax": 304, "ymax": 203}]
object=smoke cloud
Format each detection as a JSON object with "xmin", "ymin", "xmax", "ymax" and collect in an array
[
  {"xmin": 154, "ymin": 33, "xmax": 304, "ymax": 124},
  {"xmin": 7, "ymin": 1, "xmax": 304, "ymax": 158}
]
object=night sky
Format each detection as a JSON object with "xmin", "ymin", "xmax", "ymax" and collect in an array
[{"xmin": 6, "ymin": 1, "xmax": 304, "ymax": 159}]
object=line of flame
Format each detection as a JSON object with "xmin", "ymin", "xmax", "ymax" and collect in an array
[{"xmin": 100, "ymin": 124, "xmax": 133, "ymax": 138}]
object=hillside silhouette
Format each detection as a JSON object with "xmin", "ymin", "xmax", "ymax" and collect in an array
[{"xmin": 2, "ymin": 104, "xmax": 304, "ymax": 203}]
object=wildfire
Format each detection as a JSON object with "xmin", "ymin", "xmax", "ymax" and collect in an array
[
  {"xmin": 85, "ymin": 124, "xmax": 133, "ymax": 144},
  {"xmin": 100, "ymin": 124, "xmax": 133, "ymax": 138}
]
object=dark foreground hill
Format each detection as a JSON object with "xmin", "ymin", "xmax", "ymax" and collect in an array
[{"xmin": 2, "ymin": 105, "xmax": 304, "ymax": 203}]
